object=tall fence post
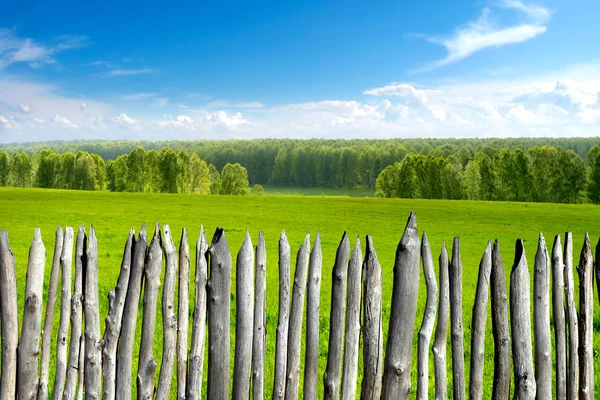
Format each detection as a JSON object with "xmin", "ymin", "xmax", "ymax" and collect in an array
[
  {"xmin": 468, "ymin": 241, "xmax": 492, "ymax": 400},
  {"xmin": 64, "ymin": 226, "xmax": 86, "ymax": 400},
  {"xmin": 304, "ymin": 233, "xmax": 322, "ymax": 400},
  {"xmin": 360, "ymin": 236, "xmax": 383, "ymax": 400},
  {"xmin": 341, "ymin": 237, "xmax": 363, "ymax": 400},
  {"xmin": 416, "ymin": 233, "xmax": 438, "ymax": 400},
  {"xmin": 102, "ymin": 228, "xmax": 134, "ymax": 400},
  {"xmin": 177, "ymin": 228, "xmax": 190, "ymax": 400},
  {"xmin": 18, "ymin": 228, "xmax": 46, "ymax": 400},
  {"xmin": 564, "ymin": 232, "xmax": 578, "ymax": 400},
  {"xmin": 551, "ymin": 235, "xmax": 567, "ymax": 399},
  {"xmin": 510, "ymin": 239, "xmax": 536, "ymax": 400},
  {"xmin": 253, "ymin": 231, "xmax": 267, "ymax": 400},
  {"xmin": 272, "ymin": 231, "xmax": 290, "ymax": 400},
  {"xmin": 207, "ymin": 228, "xmax": 232, "ymax": 400},
  {"xmin": 0, "ymin": 231, "xmax": 19, "ymax": 400},
  {"xmin": 324, "ymin": 232, "xmax": 350, "ymax": 400},
  {"xmin": 284, "ymin": 234, "xmax": 310, "ymax": 400},
  {"xmin": 432, "ymin": 243, "xmax": 449, "ymax": 400},
  {"xmin": 137, "ymin": 224, "xmax": 163, "ymax": 400},
  {"xmin": 39, "ymin": 226, "xmax": 64, "ymax": 400},
  {"xmin": 157, "ymin": 225, "xmax": 178, "ymax": 400},
  {"xmin": 85, "ymin": 226, "xmax": 102, "ymax": 400},
  {"xmin": 490, "ymin": 240, "xmax": 510, "ymax": 399},
  {"xmin": 54, "ymin": 227, "xmax": 74, "ymax": 400},
  {"xmin": 233, "ymin": 231, "xmax": 255, "ymax": 400},
  {"xmin": 449, "ymin": 237, "xmax": 465, "ymax": 400},
  {"xmin": 382, "ymin": 212, "xmax": 420, "ymax": 400},
  {"xmin": 186, "ymin": 226, "xmax": 208, "ymax": 400},
  {"xmin": 577, "ymin": 233, "xmax": 594, "ymax": 400},
  {"xmin": 534, "ymin": 234, "xmax": 551, "ymax": 399}
]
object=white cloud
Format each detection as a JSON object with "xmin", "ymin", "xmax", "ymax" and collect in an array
[
  {"xmin": 53, "ymin": 114, "xmax": 78, "ymax": 128},
  {"xmin": 20, "ymin": 104, "xmax": 31, "ymax": 113},
  {"xmin": 0, "ymin": 29, "xmax": 89, "ymax": 69},
  {"xmin": 109, "ymin": 68, "xmax": 154, "ymax": 77},
  {"xmin": 156, "ymin": 98, "xmax": 168, "ymax": 107},
  {"xmin": 80, "ymin": 101, "xmax": 87, "ymax": 112},
  {"xmin": 0, "ymin": 115, "xmax": 20, "ymax": 130},
  {"xmin": 419, "ymin": 1, "xmax": 550, "ymax": 71},
  {"xmin": 113, "ymin": 113, "xmax": 137, "ymax": 125},
  {"xmin": 208, "ymin": 100, "xmax": 265, "ymax": 109},
  {"xmin": 123, "ymin": 92, "xmax": 157, "ymax": 101}
]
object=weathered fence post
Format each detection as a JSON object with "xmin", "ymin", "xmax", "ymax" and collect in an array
[
  {"xmin": 273, "ymin": 231, "xmax": 290, "ymax": 400},
  {"xmin": 564, "ymin": 232, "xmax": 578, "ymax": 400},
  {"xmin": 39, "ymin": 227, "xmax": 65, "ymax": 400},
  {"xmin": 116, "ymin": 224, "xmax": 147, "ymax": 400},
  {"xmin": 0, "ymin": 230, "xmax": 18, "ymax": 400},
  {"xmin": 449, "ymin": 237, "xmax": 465, "ymax": 400},
  {"xmin": 432, "ymin": 243, "xmax": 449, "ymax": 400},
  {"xmin": 382, "ymin": 212, "xmax": 420, "ymax": 400},
  {"xmin": 85, "ymin": 225, "xmax": 102, "ymax": 400},
  {"xmin": 233, "ymin": 231, "xmax": 255, "ymax": 400},
  {"xmin": 64, "ymin": 226, "xmax": 86, "ymax": 400},
  {"xmin": 360, "ymin": 236, "xmax": 383, "ymax": 400},
  {"xmin": 177, "ymin": 228, "xmax": 190, "ymax": 400},
  {"xmin": 490, "ymin": 240, "xmax": 510, "ymax": 399},
  {"xmin": 207, "ymin": 228, "xmax": 232, "ymax": 400},
  {"xmin": 19, "ymin": 228, "xmax": 46, "ymax": 400},
  {"xmin": 469, "ymin": 241, "xmax": 492, "ymax": 400},
  {"xmin": 596, "ymin": 237, "xmax": 600, "ymax": 304},
  {"xmin": 577, "ymin": 233, "xmax": 594, "ymax": 400},
  {"xmin": 253, "ymin": 231, "xmax": 267, "ymax": 400},
  {"xmin": 416, "ymin": 233, "xmax": 438, "ymax": 400},
  {"xmin": 324, "ymin": 232, "xmax": 350, "ymax": 400},
  {"xmin": 303, "ymin": 233, "xmax": 322, "ymax": 400},
  {"xmin": 137, "ymin": 223, "xmax": 163, "ymax": 400},
  {"xmin": 534, "ymin": 234, "xmax": 551, "ymax": 399},
  {"xmin": 284, "ymin": 233, "xmax": 310, "ymax": 400},
  {"xmin": 102, "ymin": 228, "xmax": 134, "ymax": 400},
  {"xmin": 77, "ymin": 335, "xmax": 85, "ymax": 400},
  {"xmin": 157, "ymin": 225, "xmax": 178, "ymax": 400},
  {"xmin": 186, "ymin": 226, "xmax": 208, "ymax": 400},
  {"xmin": 510, "ymin": 239, "xmax": 536, "ymax": 400},
  {"xmin": 341, "ymin": 237, "xmax": 363, "ymax": 400},
  {"xmin": 551, "ymin": 235, "xmax": 567, "ymax": 400},
  {"xmin": 54, "ymin": 227, "xmax": 74, "ymax": 400}
]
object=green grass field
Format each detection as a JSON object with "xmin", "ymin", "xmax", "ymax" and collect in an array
[
  {"xmin": 263, "ymin": 185, "xmax": 375, "ymax": 197},
  {"xmin": 1, "ymin": 187, "xmax": 599, "ymax": 398}
]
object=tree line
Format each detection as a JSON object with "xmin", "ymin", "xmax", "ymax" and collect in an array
[
  {"xmin": 0, "ymin": 148, "xmax": 255, "ymax": 195},
  {"xmin": 1, "ymin": 139, "xmax": 600, "ymax": 204},
  {"xmin": 376, "ymin": 145, "xmax": 600, "ymax": 204}
]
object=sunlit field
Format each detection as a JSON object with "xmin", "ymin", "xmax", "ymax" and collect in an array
[{"xmin": 1, "ymin": 187, "xmax": 599, "ymax": 398}]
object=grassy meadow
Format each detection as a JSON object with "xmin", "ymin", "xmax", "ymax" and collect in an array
[{"xmin": 1, "ymin": 187, "xmax": 599, "ymax": 398}]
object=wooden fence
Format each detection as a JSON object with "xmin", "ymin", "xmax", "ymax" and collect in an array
[{"xmin": 0, "ymin": 212, "xmax": 596, "ymax": 399}]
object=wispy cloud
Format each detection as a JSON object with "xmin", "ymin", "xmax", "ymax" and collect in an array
[
  {"xmin": 0, "ymin": 29, "xmax": 90, "ymax": 69},
  {"xmin": 417, "ymin": 0, "xmax": 551, "ymax": 72},
  {"xmin": 109, "ymin": 68, "xmax": 154, "ymax": 76},
  {"xmin": 122, "ymin": 92, "xmax": 157, "ymax": 101},
  {"xmin": 208, "ymin": 100, "xmax": 265, "ymax": 109}
]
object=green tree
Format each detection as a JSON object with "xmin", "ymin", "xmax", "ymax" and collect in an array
[
  {"xmin": 338, "ymin": 148, "xmax": 359, "ymax": 189},
  {"xmin": 441, "ymin": 157, "xmax": 465, "ymax": 200},
  {"xmin": 158, "ymin": 148, "xmax": 179, "ymax": 193},
  {"xmin": 0, "ymin": 150, "xmax": 10, "ymax": 186},
  {"xmin": 556, "ymin": 148, "xmax": 586, "ymax": 203},
  {"xmin": 251, "ymin": 184, "xmax": 265, "ymax": 195},
  {"xmin": 144, "ymin": 150, "xmax": 160, "ymax": 192},
  {"xmin": 189, "ymin": 153, "xmax": 211, "ymax": 194},
  {"xmin": 528, "ymin": 146, "xmax": 558, "ymax": 202},
  {"xmin": 177, "ymin": 150, "xmax": 191, "ymax": 193},
  {"xmin": 73, "ymin": 153, "xmax": 98, "ymax": 190},
  {"xmin": 90, "ymin": 153, "xmax": 106, "ymax": 190},
  {"xmin": 127, "ymin": 147, "xmax": 146, "ymax": 192},
  {"xmin": 270, "ymin": 148, "xmax": 291, "ymax": 185},
  {"xmin": 464, "ymin": 160, "xmax": 481, "ymax": 200},
  {"xmin": 209, "ymin": 164, "xmax": 221, "ymax": 194},
  {"xmin": 474, "ymin": 151, "xmax": 494, "ymax": 200},
  {"xmin": 36, "ymin": 150, "xmax": 62, "ymax": 188},
  {"xmin": 61, "ymin": 152, "xmax": 77, "ymax": 189},
  {"xmin": 11, "ymin": 152, "xmax": 34, "ymax": 187},
  {"xmin": 220, "ymin": 163, "xmax": 249, "ymax": 195},
  {"xmin": 587, "ymin": 145, "xmax": 600, "ymax": 204}
]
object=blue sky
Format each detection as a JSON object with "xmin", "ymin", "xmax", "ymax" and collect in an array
[{"xmin": 0, "ymin": 0, "xmax": 599, "ymax": 142}]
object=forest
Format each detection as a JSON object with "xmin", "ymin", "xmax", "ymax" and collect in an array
[{"xmin": 1, "ymin": 137, "xmax": 600, "ymax": 204}]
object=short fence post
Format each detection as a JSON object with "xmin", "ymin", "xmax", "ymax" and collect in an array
[
  {"xmin": 577, "ymin": 233, "xmax": 594, "ymax": 400},
  {"xmin": 0, "ymin": 231, "xmax": 19, "ymax": 400},
  {"xmin": 303, "ymin": 233, "xmax": 322, "ymax": 400},
  {"xmin": 177, "ymin": 228, "xmax": 190, "ymax": 400},
  {"xmin": 432, "ymin": 243, "xmax": 449, "ymax": 400},
  {"xmin": 272, "ymin": 231, "xmax": 290, "ymax": 400},
  {"xmin": 449, "ymin": 237, "xmax": 465, "ymax": 400},
  {"xmin": 85, "ymin": 226, "xmax": 102, "ymax": 400},
  {"xmin": 534, "ymin": 234, "xmax": 551, "ymax": 399},
  {"xmin": 490, "ymin": 240, "xmax": 510, "ymax": 399},
  {"xmin": 564, "ymin": 232, "xmax": 578, "ymax": 400},
  {"xmin": 551, "ymin": 235, "xmax": 567, "ymax": 399},
  {"xmin": 253, "ymin": 231, "xmax": 268, "ymax": 400}
]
